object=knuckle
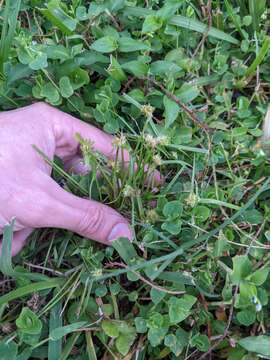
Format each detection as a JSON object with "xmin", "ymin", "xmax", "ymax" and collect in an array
[
  {"xmin": 77, "ymin": 205, "xmax": 104, "ymax": 236},
  {"xmin": 31, "ymin": 101, "xmax": 51, "ymax": 112}
]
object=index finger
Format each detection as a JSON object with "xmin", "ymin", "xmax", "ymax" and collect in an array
[{"xmin": 41, "ymin": 103, "xmax": 129, "ymax": 161}]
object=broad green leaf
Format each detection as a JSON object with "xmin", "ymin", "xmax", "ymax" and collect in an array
[
  {"xmin": 150, "ymin": 288, "xmax": 166, "ymax": 305},
  {"xmin": 91, "ymin": 36, "xmax": 118, "ymax": 53},
  {"xmin": 230, "ymin": 256, "xmax": 252, "ymax": 285},
  {"xmin": 76, "ymin": 5, "xmax": 88, "ymax": 21},
  {"xmin": 164, "ymin": 328, "xmax": 188, "ymax": 356},
  {"xmin": 162, "ymin": 219, "xmax": 182, "ymax": 235},
  {"xmin": 239, "ymin": 209, "xmax": 264, "ymax": 225},
  {"xmin": 157, "ymin": 2, "xmax": 182, "ymax": 20},
  {"xmin": 69, "ymin": 68, "xmax": 89, "ymax": 89},
  {"xmin": 148, "ymin": 327, "xmax": 168, "ymax": 347},
  {"xmin": 101, "ymin": 320, "xmax": 119, "ymax": 338},
  {"xmin": 16, "ymin": 307, "xmax": 42, "ymax": 335},
  {"xmin": 150, "ymin": 60, "xmax": 181, "ymax": 76},
  {"xmin": 75, "ymin": 51, "xmax": 109, "ymax": 66},
  {"xmin": 40, "ymin": 83, "xmax": 60, "ymax": 104},
  {"xmin": 0, "ymin": 340, "xmax": 17, "ymax": 360},
  {"xmin": 239, "ymin": 336, "xmax": 270, "ymax": 356},
  {"xmin": 122, "ymin": 60, "xmax": 149, "ymax": 77},
  {"xmin": 17, "ymin": 348, "xmax": 32, "ymax": 360},
  {"xmin": 95, "ymin": 284, "xmax": 107, "ymax": 297},
  {"xmin": 115, "ymin": 324, "xmax": 136, "ymax": 356},
  {"xmin": 142, "ymin": 15, "xmax": 163, "ymax": 33},
  {"xmin": 41, "ymin": 1, "xmax": 77, "ymax": 35},
  {"xmin": 163, "ymin": 200, "xmax": 182, "ymax": 219},
  {"xmin": 164, "ymin": 96, "xmax": 179, "ymax": 127},
  {"xmin": 164, "ymin": 334, "xmax": 181, "ymax": 355},
  {"xmin": 29, "ymin": 52, "xmax": 48, "ymax": 70},
  {"xmin": 112, "ymin": 237, "xmax": 139, "ymax": 265},
  {"xmin": 45, "ymin": 45, "xmax": 70, "ymax": 60},
  {"xmin": 193, "ymin": 205, "xmax": 211, "ymax": 222},
  {"xmin": 107, "ymin": 56, "xmax": 127, "ymax": 82},
  {"xmin": 174, "ymin": 126, "xmax": 192, "ymax": 144},
  {"xmin": 118, "ymin": 37, "xmax": 150, "ymax": 52},
  {"xmin": 168, "ymin": 295, "xmax": 197, "ymax": 324},
  {"xmin": 135, "ymin": 317, "xmax": 147, "ymax": 333},
  {"xmin": 239, "ymin": 281, "xmax": 257, "ymax": 304},
  {"xmin": 175, "ymin": 83, "xmax": 200, "ymax": 103},
  {"xmin": 248, "ymin": 267, "xmax": 270, "ymax": 286},
  {"xmin": 6, "ymin": 63, "xmax": 33, "ymax": 85},
  {"xmin": 88, "ymin": 3, "xmax": 106, "ymax": 17},
  {"xmin": 236, "ymin": 309, "xmax": 256, "ymax": 326},
  {"xmin": 190, "ymin": 334, "xmax": 210, "ymax": 352},
  {"xmin": 59, "ymin": 76, "xmax": 73, "ymax": 98},
  {"xmin": 147, "ymin": 312, "xmax": 164, "ymax": 329}
]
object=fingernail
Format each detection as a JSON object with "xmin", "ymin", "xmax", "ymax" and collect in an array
[{"xmin": 108, "ymin": 223, "xmax": 132, "ymax": 242}]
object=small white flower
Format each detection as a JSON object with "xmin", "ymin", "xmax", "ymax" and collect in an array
[{"xmin": 256, "ymin": 303, "xmax": 262, "ymax": 312}]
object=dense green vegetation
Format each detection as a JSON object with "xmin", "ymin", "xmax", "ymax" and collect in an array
[{"xmin": 1, "ymin": 0, "xmax": 270, "ymax": 358}]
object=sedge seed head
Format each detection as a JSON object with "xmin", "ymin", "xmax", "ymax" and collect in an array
[
  {"xmin": 146, "ymin": 209, "xmax": 159, "ymax": 223},
  {"xmin": 123, "ymin": 185, "xmax": 136, "ymax": 197},
  {"xmin": 141, "ymin": 104, "xmax": 155, "ymax": 118},
  {"xmin": 153, "ymin": 154, "xmax": 162, "ymax": 166},
  {"xmin": 112, "ymin": 133, "xmax": 127, "ymax": 148},
  {"xmin": 144, "ymin": 134, "xmax": 158, "ymax": 148},
  {"xmin": 185, "ymin": 192, "xmax": 198, "ymax": 207}
]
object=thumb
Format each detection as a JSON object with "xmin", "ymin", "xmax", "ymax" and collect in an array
[{"xmin": 36, "ymin": 176, "xmax": 133, "ymax": 244}]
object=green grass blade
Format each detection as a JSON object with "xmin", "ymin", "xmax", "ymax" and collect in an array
[
  {"xmin": 199, "ymin": 198, "xmax": 241, "ymax": 210},
  {"xmin": 86, "ymin": 332, "xmax": 97, "ymax": 360},
  {"xmin": 224, "ymin": 0, "xmax": 246, "ymax": 39},
  {"xmin": 166, "ymin": 144, "xmax": 209, "ymax": 154},
  {"xmin": 124, "ymin": 6, "xmax": 239, "ymax": 44},
  {"xmin": 50, "ymin": 322, "xmax": 88, "ymax": 341},
  {"xmin": 0, "ymin": 278, "xmax": 63, "ymax": 307},
  {"xmin": 169, "ymin": 15, "xmax": 239, "ymax": 44},
  {"xmin": 48, "ymin": 296, "xmax": 62, "ymax": 360},
  {"xmin": 59, "ymin": 333, "xmax": 81, "ymax": 360},
  {"xmin": 0, "ymin": 220, "xmax": 48, "ymax": 282},
  {"xmin": 244, "ymin": 37, "xmax": 270, "ymax": 78},
  {"xmin": 0, "ymin": 0, "xmax": 21, "ymax": 77},
  {"xmin": 0, "ymin": 219, "xmax": 15, "ymax": 276},
  {"xmin": 249, "ymin": 0, "xmax": 266, "ymax": 32}
]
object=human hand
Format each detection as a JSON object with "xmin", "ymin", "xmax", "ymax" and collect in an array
[{"xmin": 0, "ymin": 102, "xmax": 136, "ymax": 256}]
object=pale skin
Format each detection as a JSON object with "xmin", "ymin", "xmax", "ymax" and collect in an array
[{"xmin": 0, "ymin": 102, "xmax": 138, "ymax": 256}]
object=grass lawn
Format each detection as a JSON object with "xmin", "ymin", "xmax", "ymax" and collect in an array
[{"xmin": 1, "ymin": 0, "xmax": 270, "ymax": 359}]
